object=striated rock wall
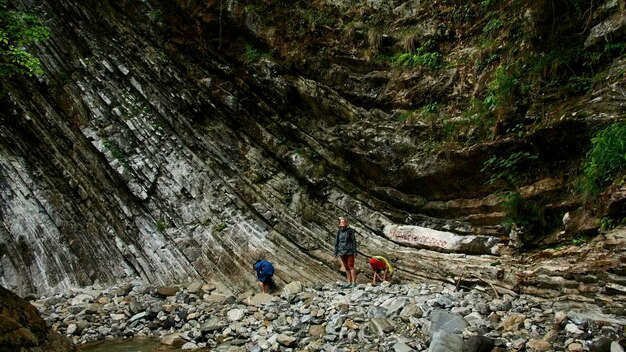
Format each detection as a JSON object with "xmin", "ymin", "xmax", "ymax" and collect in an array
[{"xmin": 0, "ymin": 0, "xmax": 399, "ymax": 295}]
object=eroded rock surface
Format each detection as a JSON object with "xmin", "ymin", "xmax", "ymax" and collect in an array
[{"xmin": 0, "ymin": 286, "xmax": 77, "ymax": 352}]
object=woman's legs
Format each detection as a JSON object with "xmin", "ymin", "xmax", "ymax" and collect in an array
[{"xmin": 340, "ymin": 255, "xmax": 356, "ymax": 285}]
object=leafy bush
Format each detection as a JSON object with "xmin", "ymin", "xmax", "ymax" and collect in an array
[
  {"xmin": 580, "ymin": 121, "xmax": 626, "ymax": 197},
  {"xmin": 390, "ymin": 39, "xmax": 441, "ymax": 69},
  {"xmin": 0, "ymin": 0, "xmax": 50, "ymax": 78},
  {"xmin": 499, "ymin": 191, "xmax": 542, "ymax": 231},
  {"xmin": 242, "ymin": 44, "xmax": 263, "ymax": 64},
  {"xmin": 479, "ymin": 0, "xmax": 499, "ymax": 9},
  {"xmin": 395, "ymin": 110, "xmax": 412, "ymax": 122},
  {"xmin": 302, "ymin": 8, "xmax": 334, "ymax": 27},
  {"xmin": 391, "ymin": 51, "xmax": 441, "ymax": 69},
  {"xmin": 421, "ymin": 102, "xmax": 440, "ymax": 114},
  {"xmin": 482, "ymin": 18, "xmax": 502, "ymax": 34},
  {"xmin": 481, "ymin": 151, "xmax": 538, "ymax": 187},
  {"xmin": 484, "ymin": 65, "xmax": 519, "ymax": 110}
]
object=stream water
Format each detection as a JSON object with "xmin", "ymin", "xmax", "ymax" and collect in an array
[{"xmin": 77, "ymin": 338, "xmax": 181, "ymax": 352}]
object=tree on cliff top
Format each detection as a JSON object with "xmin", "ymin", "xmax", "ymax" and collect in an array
[{"xmin": 0, "ymin": 0, "xmax": 49, "ymax": 79}]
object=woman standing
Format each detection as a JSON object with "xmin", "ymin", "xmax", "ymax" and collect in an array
[{"xmin": 334, "ymin": 217, "xmax": 357, "ymax": 288}]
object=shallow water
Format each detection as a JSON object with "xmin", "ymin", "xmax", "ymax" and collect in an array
[{"xmin": 77, "ymin": 338, "xmax": 178, "ymax": 352}]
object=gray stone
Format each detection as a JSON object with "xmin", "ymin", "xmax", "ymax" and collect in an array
[
  {"xmin": 129, "ymin": 311, "xmax": 147, "ymax": 322},
  {"xmin": 368, "ymin": 305, "xmax": 388, "ymax": 319},
  {"xmin": 129, "ymin": 298, "xmax": 143, "ymax": 315},
  {"xmin": 187, "ymin": 282, "xmax": 204, "ymax": 294},
  {"xmin": 428, "ymin": 330, "xmax": 463, "ymax": 352},
  {"xmin": 369, "ymin": 318, "xmax": 394, "ymax": 335},
  {"xmin": 565, "ymin": 323, "xmax": 584, "ymax": 337},
  {"xmin": 277, "ymin": 334, "xmax": 297, "ymax": 347},
  {"xmin": 394, "ymin": 342, "xmax": 415, "ymax": 352},
  {"xmin": 67, "ymin": 305, "xmax": 85, "ymax": 315},
  {"xmin": 430, "ymin": 310, "xmax": 468, "ymax": 337},
  {"xmin": 181, "ymin": 342, "xmax": 198, "ymax": 350},
  {"xmin": 399, "ymin": 304, "xmax": 423, "ymax": 318},
  {"xmin": 248, "ymin": 293, "xmax": 275, "ymax": 306},
  {"xmin": 611, "ymin": 341, "xmax": 626, "ymax": 352},
  {"xmin": 281, "ymin": 281, "xmax": 303, "ymax": 299},
  {"xmin": 386, "ymin": 298, "xmax": 408, "ymax": 318},
  {"xmin": 71, "ymin": 294, "xmax": 93, "ymax": 305},
  {"xmin": 227, "ymin": 309, "xmax": 245, "ymax": 322}
]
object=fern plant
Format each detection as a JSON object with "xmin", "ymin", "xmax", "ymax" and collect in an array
[{"xmin": 580, "ymin": 121, "xmax": 626, "ymax": 197}]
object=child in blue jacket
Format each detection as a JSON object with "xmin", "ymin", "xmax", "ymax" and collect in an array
[{"xmin": 253, "ymin": 260, "xmax": 275, "ymax": 293}]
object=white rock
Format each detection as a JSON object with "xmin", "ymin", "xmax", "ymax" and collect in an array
[
  {"xmin": 71, "ymin": 294, "xmax": 93, "ymax": 305},
  {"xmin": 611, "ymin": 341, "xmax": 626, "ymax": 352},
  {"xmin": 181, "ymin": 342, "xmax": 199, "ymax": 350},
  {"xmin": 227, "ymin": 308, "xmax": 245, "ymax": 321},
  {"xmin": 565, "ymin": 323, "xmax": 584, "ymax": 336}
]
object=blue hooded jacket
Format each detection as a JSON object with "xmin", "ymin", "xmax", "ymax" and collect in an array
[{"xmin": 253, "ymin": 260, "xmax": 274, "ymax": 277}]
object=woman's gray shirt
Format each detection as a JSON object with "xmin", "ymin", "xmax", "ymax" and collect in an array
[{"xmin": 334, "ymin": 227, "xmax": 357, "ymax": 256}]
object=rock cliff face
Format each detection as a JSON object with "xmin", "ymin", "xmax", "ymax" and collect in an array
[
  {"xmin": 1, "ymin": 0, "xmax": 625, "ymax": 312},
  {"xmin": 0, "ymin": 286, "xmax": 77, "ymax": 351}
]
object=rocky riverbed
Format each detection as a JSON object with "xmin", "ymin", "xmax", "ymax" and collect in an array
[{"xmin": 33, "ymin": 279, "xmax": 626, "ymax": 352}]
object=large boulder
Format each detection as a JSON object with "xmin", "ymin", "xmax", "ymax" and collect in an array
[{"xmin": 0, "ymin": 286, "xmax": 77, "ymax": 352}]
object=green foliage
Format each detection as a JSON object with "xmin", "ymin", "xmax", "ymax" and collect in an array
[
  {"xmin": 242, "ymin": 44, "xmax": 262, "ymax": 64},
  {"xmin": 599, "ymin": 217, "xmax": 625, "ymax": 231},
  {"xmin": 395, "ymin": 110, "xmax": 412, "ymax": 122},
  {"xmin": 499, "ymin": 191, "xmax": 542, "ymax": 231},
  {"xmin": 390, "ymin": 40, "xmax": 442, "ymax": 69},
  {"xmin": 604, "ymin": 42, "xmax": 626, "ymax": 56},
  {"xmin": 580, "ymin": 121, "xmax": 626, "ymax": 197},
  {"xmin": 244, "ymin": 4, "xmax": 257, "ymax": 14},
  {"xmin": 252, "ymin": 172, "xmax": 269, "ymax": 184},
  {"xmin": 213, "ymin": 223, "xmax": 227, "ymax": 232},
  {"xmin": 476, "ymin": 52, "xmax": 500, "ymax": 71},
  {"xmin": 482, "ymin": 18, "xmax": 502, "ymax": 34},
  {"xmin": 283, "ymin": 193, "xmax": 293, "ymax": 206},
  {"xmin": 520, "ymin": 41, "xmax": 626, "ymax": 98},
  {"xmin": 156, "ymin": 220, "xmax": 166, "ymax": 233},
  {"xmin": 421, "ymin": 102, "xmax": 440, "ymax": 114},
  {"xmin": 303, "ymin": 8, "xmax": 334, "ymax": 27},
  {"xmin": 481, "ymin": 151, "xmax": 538, "ymax": 187},
  {"xmin": 391, "ymin": 51, "xmax": 441, "ymax": 69},
  {"xmin": 479, "ymin": 0, "xmax": 499, "ymax": 8},
  {"xmin": 241, "ymin": 44, "xmax": 273, "ymax": 64},
  {"xmin": 571, "ymin": 235, "xmax": 593, "ymax": 246},
  {"xmin": 564, "ymin": 76, "xmax": 592, "ymax": 95},
  {"xmin": 600, "ymin": 217, "xmax": 615, "ymax": 231},
  {"xmin": 484, "ymin": 65, "xmax": 519, "ymax": 111},
  {"xmin": 420, "ymin": 102, "xmax": 441, "ymax": 135},
  {"xmin": 0, "ymin": 0, "xmax": 50, "ymax": 78},
  {"xmin": 148, "ymin": 10, "xmax": 164, "ymax": 23},
  {"xmin": 103, "ymin": 139, "xmax": 129, "ymax": 168}
]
